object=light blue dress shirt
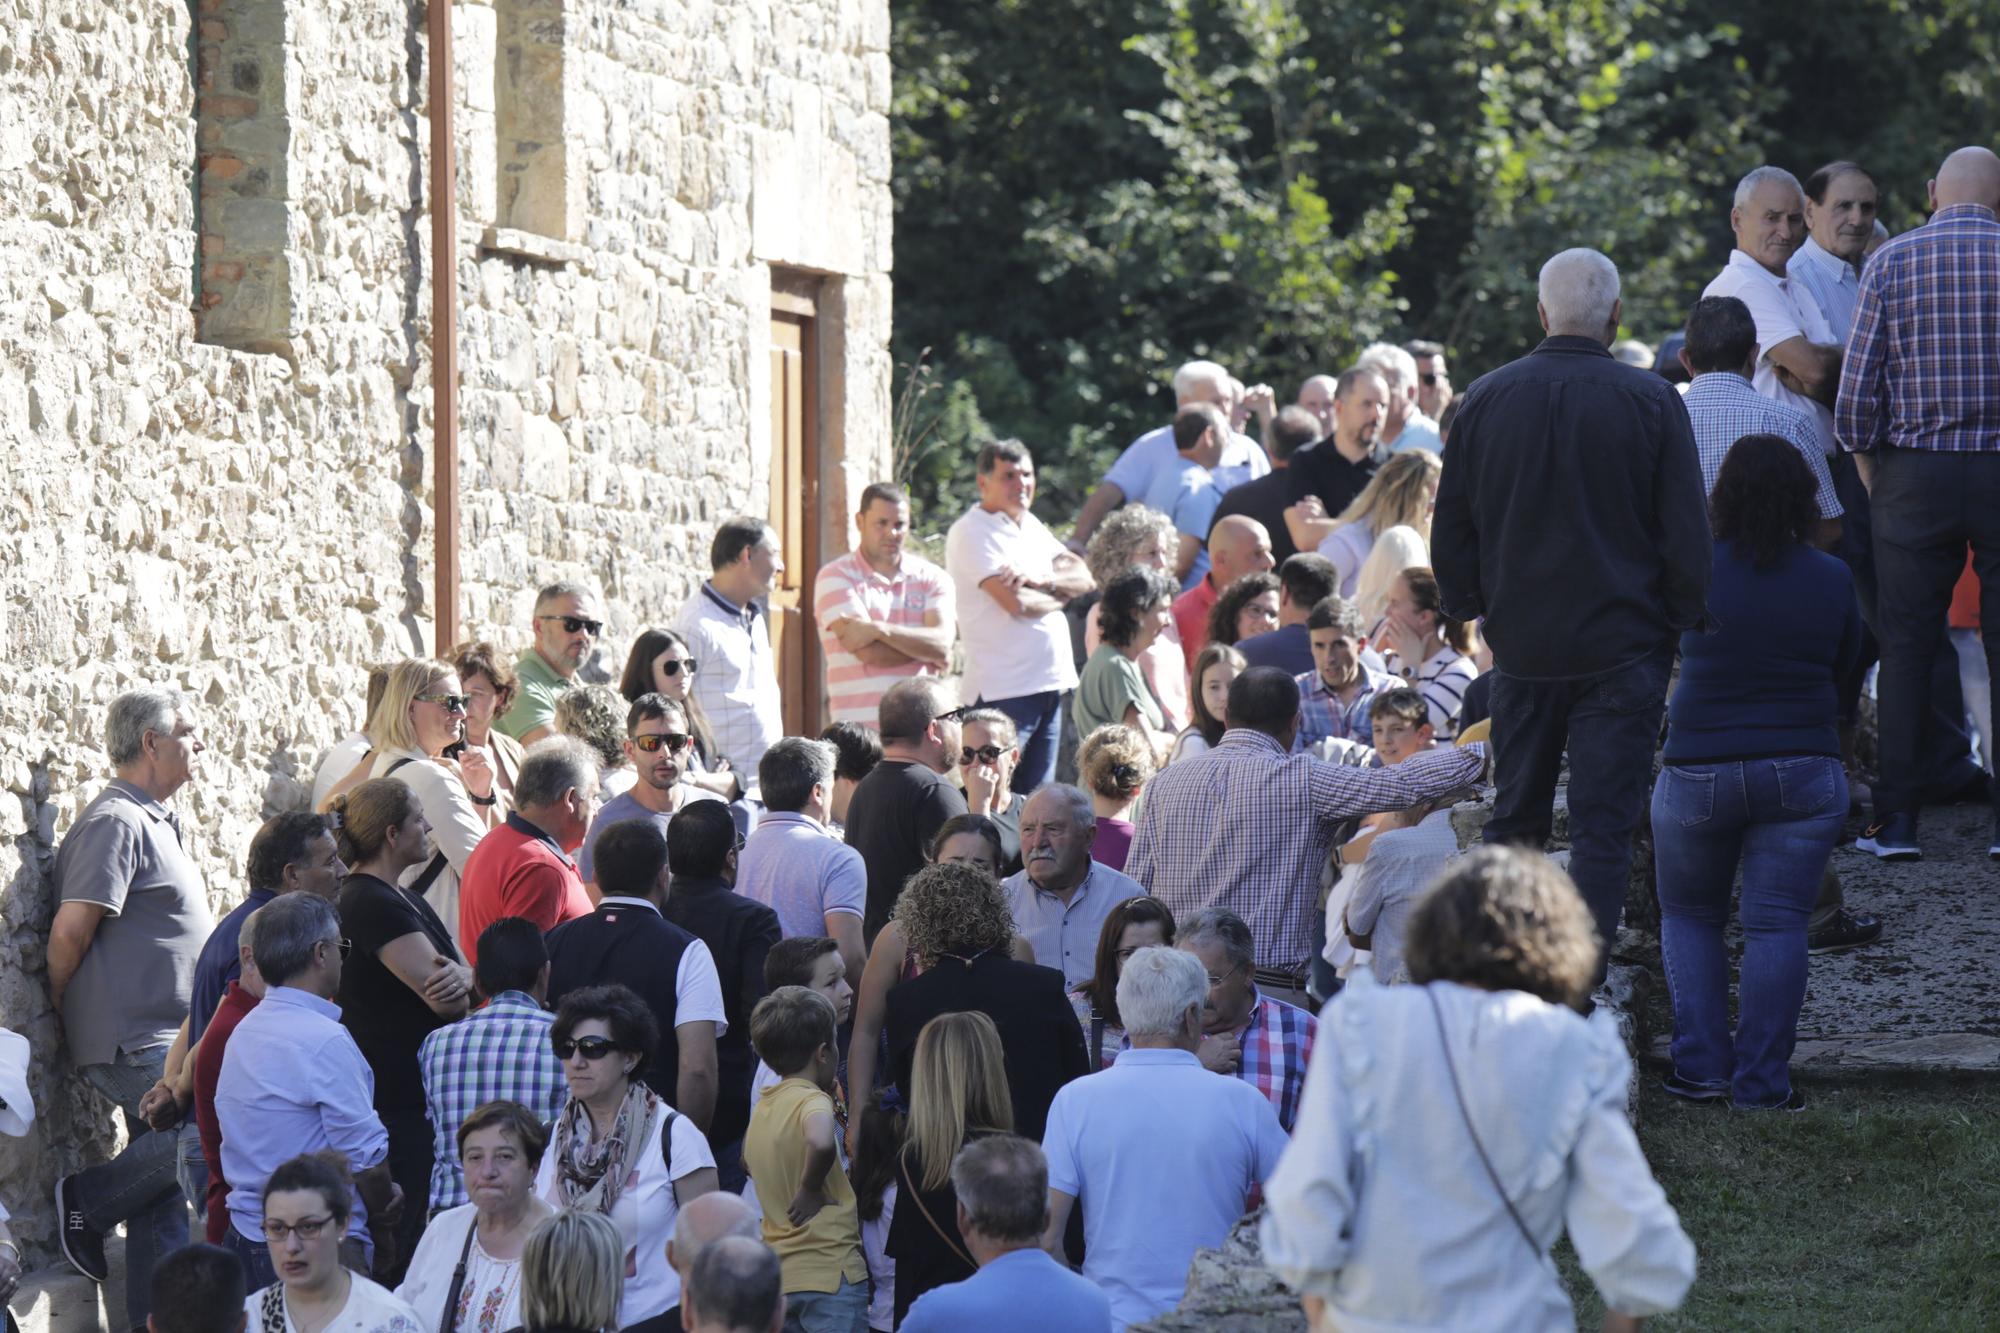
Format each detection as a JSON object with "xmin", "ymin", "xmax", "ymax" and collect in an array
[
  {"xmin": 1787, "ymin": 235, "xmax": 1861, "ymax": 342},
  {"xmin": 1001, "ymin": 861, "xmax": 1145, "ymax": 988}
]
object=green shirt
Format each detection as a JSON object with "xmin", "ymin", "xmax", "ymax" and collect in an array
[
  {"xmin": 1074, "ymin": 643, "xmax": 1164, "ymax": 739},
  {"xmin": 495, "ymin": 648, "xmax": 573, "ymax": 740}
]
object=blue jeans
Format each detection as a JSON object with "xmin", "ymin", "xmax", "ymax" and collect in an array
[
  {"xmin": 1651, "ymin": 757, "xmax": 1847, "ymax": 1107},
  {"xmin": 1484, "ymin": 648, "xmax": 1674, "ymax": 965},
  {"xmin": 785, "ymin": 1276, "xmax": 870, "ymax": 1333},
  {"xmin": 71, "ymin": 1046, "xmax": 187, "ymax": 1329},
  {"xmin": 978, "ymin": 690, "xmax": 1064, "ymax": 794}
]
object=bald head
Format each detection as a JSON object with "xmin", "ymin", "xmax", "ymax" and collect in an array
[
  {"xmin": 1172, "ymin": 360, "xmax": 1230, "ymax": 407},
  {"xmin": 669, "ymin": 1190, "xmax": 759, "ymax": 1278},
  {"xmin": 1209, "ymin": 515, "xmax": 1275, "ymax": 585},
  {"xmin": 1932, "ymin": 147, "xmax": 2000, "ymax": 212},
  {"xmin": 1296, "ymin": 375, "xmax": 1339, "ymax": 436}
]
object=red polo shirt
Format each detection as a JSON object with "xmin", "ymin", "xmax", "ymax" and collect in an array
[
  {"xmin": 194, "ymin": 980, "xmax": 258, "ymax": 1244},
  {"xmin": 1173, "ymin": 576, "xmax": 1221, "ymax": 672},
  {"xmin": 457, "ymin": 813, "xmax": 593, "ymax": 963}
]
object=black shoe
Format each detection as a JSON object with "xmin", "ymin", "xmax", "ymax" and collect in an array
[
  {"xmin": 1855, "ymin": 813, "xmax": 1921, "ymax": 861},
  {"xmin": 1808, "ymin": 908, "xmax": 1884, "ymax": 954},
  {"xmin": 1735, "ymin": 1087, "xmax": 1808, "ymax": 1112},
  {"xmin": 1661, "ymin": 1072, "xmax": 1729, "ymax": 1103},
  {"xmin": 55, "ymin": 1174, "xmax": 108, "ymax": 1283},
  {"xmin": 1989, "ymin": 816, "xmax": 2000, "ymax": 861},
  {"xmin": 1929, "ymin": 766, "xmax": 1990, "ymax": 804}
]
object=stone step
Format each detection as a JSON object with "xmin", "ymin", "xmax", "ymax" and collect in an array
[{"xmin": 8, "ymin": 1269, "xmax": 109, "ymax": 1333}]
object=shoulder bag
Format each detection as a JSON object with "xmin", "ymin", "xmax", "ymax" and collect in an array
[
  {"xmin": 387, "ymin": 756, "xmax": 452, "ymax": 898},
  {"xmin": 1426, "ymin": 985, "xmax": 1542, "ymax": 1257}
]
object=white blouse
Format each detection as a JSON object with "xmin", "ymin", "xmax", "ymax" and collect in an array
[
  {"xmin": 245, "ymin": 1275, "xmax": 423, "ymax": 1333},
  {"xmin": 395, "ymin": 1203, "xmax": 534, "ymax": 1333},
  {"xmin": 1261, "ymin": 976, "xmax": 1695, "ymax": 1331}
]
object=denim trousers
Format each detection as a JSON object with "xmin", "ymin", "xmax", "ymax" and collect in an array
[
  {"xmin": 1484, "ymin": 647, "xmax": 1674, "ymax": 964},
  {"xmin": 1651, "ymin": 756, "xmax": 1847, "ymax": 1107},
  {"xmin": 784, "ymin": 1276, "xmax": 870, "ymax": 1333},
  {"xmin": 978, "ymin": 690, "xmax": 1064, "ymax": 794},
  {"xmin": 72, "ymin": 1046, "xmax": 187, "ymax": 1329}
]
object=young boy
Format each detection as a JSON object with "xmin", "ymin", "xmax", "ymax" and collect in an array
[
  {"xmin": 1367, "ymin": 687, "xmax": 1438, "ymax": 767},
  {"xmin": 1295, "ymin": 595, "xmax": 1399, "ymax": 752},
  {"xmin": 744, "ymin": 986, "xmax": 872, "ymax": 1332}
]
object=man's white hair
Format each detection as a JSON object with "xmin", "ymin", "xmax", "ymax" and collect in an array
[
  {"xmin": 1537, "ymin": 248, "xmax": 1621, "ymax": 335},
  {"xmin": 1733, "ymin": 165, "xmax": 1804, "ymax": 211},
  {"xmin": 1116, "ymin": 945, "xmax": 1208, "ymax": 1038},
  {"xmin": 1172, "ymin": 360, "xmax": 1230, "ymax": 405},
  {"xmin": 1356, "ymin": 343, "xmax": 1419, "ymax": 394}
]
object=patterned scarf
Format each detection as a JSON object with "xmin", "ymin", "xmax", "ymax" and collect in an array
[{"xmin": 551, "ymin": 1080, "xmax": 658, "ymax": 1216}]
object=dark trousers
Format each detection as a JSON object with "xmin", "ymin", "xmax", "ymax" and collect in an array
[
  {"xmin": 1869, "ymin": 449, "xmax": 2000, "ymax": 818},
  {"xmin": 1485, "ymin": 648, "xmax": 1674, "ymax": 962},
  {"xmin": 380, "ymin": 1105, "xmax": 435, "ymax": 1284},
  {"xmin": 979, "ymin": 690, "xmax": 1064, "ymax": 793}
]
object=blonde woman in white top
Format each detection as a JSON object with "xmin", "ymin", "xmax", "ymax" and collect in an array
[
  {"xmin": 1264, "ymin": 848, "xmax": 1694, "ymax": 1333},
  {"xmin": 1284, "ymin": 449, "xmax": 1442, "ymax": 609}
]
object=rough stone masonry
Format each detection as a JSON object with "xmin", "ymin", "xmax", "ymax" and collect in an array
[{"xmin": 0, "ymin": 0, "xmax": 892, "ymax": 1262}]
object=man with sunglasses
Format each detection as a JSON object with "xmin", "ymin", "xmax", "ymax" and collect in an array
[
  {"xmin": 577, "ymin": 694, "xmax": 724, "ymax": 892},
  {"xmin": 1405, "ymin": 339, "xmax": 1452, "ymax": 423},
  {"xmin": 496, "ymin": 581, "xmax": 604, "ymax": 744},
  {"xmin": 674, "ymin": 517, "xmax": 787, "ymax": 794}
]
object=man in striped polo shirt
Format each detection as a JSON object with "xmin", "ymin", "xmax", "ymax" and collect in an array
[{"xmin": 813, "ymin": 482, "xmax": 956, "ymax": 727}]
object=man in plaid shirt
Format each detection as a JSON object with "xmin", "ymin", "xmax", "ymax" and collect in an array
[
  {"xmin": 1177, "ymin": 909, "xmax": 1316, "ymax": 1133},
  {"xmin": 1127, "ymin": 667, "xmax": 1485, "ymax": 1006},
  {"xmin": 1837, "ymin": 146, "xmax": 2000, "ymax": 861},
  {"xmin": 417, "ymin": 917, "xmax": 567, "ymax": 1212},
  {"xmin": 1294, "ymin": 595, "xmax": 1398, "ymax": 752}
]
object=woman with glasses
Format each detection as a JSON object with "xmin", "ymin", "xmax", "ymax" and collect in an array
[
  {"xmin": 245, "ymin": 1152, "xmax": 423, "ymax": 1332},
  {"xmin": 618, "ymin": 628, "xmax": 741, "ymax": 802},
  {"xmin": 360, "ymin": 658, "xmax": 497, "ymax": 938},
  {"xmin": 1068, "ymin": 896, "xmax": 1177, "ymax": 1071},
  {"xmin": 395, "ymin": 1102, "xmax": 554, "ymax": 1333},
  {"xmin": 329, "ymin": 777, "xmax": 472, "ymax": 1283},
  {"xmin": 535, "ymin": 985, "xmax": 718, "ymax": 1328}
]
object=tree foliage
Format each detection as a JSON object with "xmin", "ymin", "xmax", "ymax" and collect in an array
[{"xmin": 891, "ymin": 0, "xmax": 2000, "ymax": 523}]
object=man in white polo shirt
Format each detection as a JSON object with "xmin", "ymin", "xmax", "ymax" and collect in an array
[
  {"xmin": 674, "ymin": 516, "xmax": 785, "ymax": 793},
  {"xmin": 946, "ymin": 440, "xmax": 1095, "ymax": 793},
  {"xmin": 812, "ymin": 482, "xmax": 955, "ymax": 727},
  {"xmin": 1702, "ymin": 165, "xmax": 1843, "ymax": 457}
]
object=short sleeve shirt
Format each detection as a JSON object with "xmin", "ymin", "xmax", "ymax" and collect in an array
[
  {"xmin": 1703, "ymin": 249, "xmax": 1840, "ymax": 455},
  {"xmin": 744, "ymin": 1077, "xmax": 869, "ymax": 1295},
  {"xmin": 337, "ymin": 873, "xmax": 461, "ymax": 1113},
  {"xmin": 1140, "ymin": 455, "xmax": 1224, "ymax": 589},
  {"xmin": 494, "ymin": 648, "xmax": 571, "ymax": 740},
  {"xmin": 53, "ymin": 780, "xmax": 214, "ymax": 1066},
  {"xmin": 576, "ymin": 786, "xmax": 720, "ymax": 883},
  {"xmin": 736, "ymin": 812, "xmax": 869, "ymax": 936},
  {"xmin": 1104, "ymin": 423, "xmax": 1271, "ymax": 497},
  {"xmin": 944, "ymin": 505, "xmax": 1079, "ymax": 702},
  {"xmin": 1074, "ymin": 645, "xmax": 1164, "ymax": 739},
  {"xmin": 813, "ymin": 550, "xmax": 954, "ymax": 725}
]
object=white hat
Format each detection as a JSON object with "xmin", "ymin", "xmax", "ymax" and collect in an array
[{"xmin": 0, "ymin": 1028, "xmax": 34, "ymax": 1138}]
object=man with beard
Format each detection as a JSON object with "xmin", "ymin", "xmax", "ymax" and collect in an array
[
  {"xmin": 577, "ymin": 694, "xmax": 722, "ymax": 890},
  {"xmin": 497, "ymin": 581, "xmax": 604, "ymax": 743}
]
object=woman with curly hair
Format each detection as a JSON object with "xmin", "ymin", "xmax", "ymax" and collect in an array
[
  {"xmin": 1651, "ymin": 433, "xmax": 1860, "ymax": 1111},
  {"xmin": 1205, "ymin": 571, "xmax": 1281, "ymax": 649},
  {"xmin": 555, "ymin": 682, "xmax": 636, "ymax": 797},
  {"xmin": 1262, "ymin": 847, "xmax": 1695, "ymax": 1332},
  {"xmin": 1079, "ymin": 505, "xmax": 1190, "ymax": 729},
  {"xmin": 881, "ymin": 864, "xmax": 1090, "ymax": 1144},
  {"xmin": 1076, "ymin": 724, "xmax": 1154, "ymax": 871}
]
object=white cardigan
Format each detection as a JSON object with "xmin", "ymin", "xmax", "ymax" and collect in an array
[{"xmin": 365, "ymin": 745, "xmax": 490, "ymax": 939}]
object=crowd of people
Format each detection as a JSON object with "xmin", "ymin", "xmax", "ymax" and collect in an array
[{"xmin": 21, "ymin": 143, "xmax": 2000, "ymax": 1333}]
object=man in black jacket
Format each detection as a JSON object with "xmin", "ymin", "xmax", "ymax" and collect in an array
[
  {"xmin": 1432, "ymin": 246, "xmax": 1710, "ymax": 960},
  {"xmin": 660, "ymin": 801, "xmax": 781, "ymax": 1192}
]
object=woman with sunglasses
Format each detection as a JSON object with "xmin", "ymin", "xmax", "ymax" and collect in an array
[
  {"xmin": 359, "ymin": 658, "xmax": 498, "ymax": 939},
  {"xmin": 329, "ymin": 777, "xmax": 472, "ymax": 1282},
  {"xmin": 245, "ymin": 1152, "xmax": 423, "ymax": 1332},
  {"xmin": 535, "ymin": 985, "xmax": 718, "ymax": 1328},
  {"xmin": 618, "ymin": 628, "xmax": 741, "ymax": 802}
]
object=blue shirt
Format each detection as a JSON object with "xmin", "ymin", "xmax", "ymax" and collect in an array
[
  {"xmin": 416, "ymin": 990, "xmax": 565, "ymax": 1210},
  {"xmin": 1682, "ymin": 372, "xmax": 1842, "ymax": 520},
  {"xmin": 1103, "ymin": 424, "xmax": 1269, "ymax": 500},
  {"xmin": 189, "ymin": 886, "xmax": 276, "ymax": 1044},
  {"xmin": 214, "ymin": 986, "xmax": 388, "ymax": 1243},
  {"xmin": 1139, "ymin": 455, "xmax": 1223, "ymax": 590},
  {"xmin": 1234, "ymin": 623, "xmax": 1312, "ymax": 677},
  {"xmin": 901, "ymin": 1248, "xmax": 1112, "ymax": 1333},
  {"xmin": 578, "ymin": 788, "xmax": 719, "ymax": 883},
  {"xmin": 735, "ymin": 810, "xmax": 868, "ymax": 937},
  {"xmin": 1787, "ymin": 235, "xmax": 1861, "ymax": 342},
  {"xmin": 1000, "ymin": 861, "xmax": 1145, "ymax": 988}
]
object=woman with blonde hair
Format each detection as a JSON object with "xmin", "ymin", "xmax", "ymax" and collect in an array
[
  {"xmin": 1076, "ymin": 724, "xmax": 1154, "ymax": 871},
  {"xmin": 1263, "ymin": 847, "xmax": 1695, "ymax": 1333},
  {"xmin": 513, "ymin": 1209, "xmax": 624, "ymax": 1333},
  {"xmin": 885, "ymin": 1011, "xmax": 1015, "ymax": 1324},
  {"xmin": 1285, "ymin": 450, "xmax": 1442, "ymax": 623},
  {"xmin": 359, "ymin": 658, "xmax": 495, "ymax": 937}
]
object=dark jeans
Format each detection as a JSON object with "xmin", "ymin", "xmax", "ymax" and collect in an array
[
  {"xmin": 381, "ymin": 1105, "xmax": 435, "ymax": 1284},
  {"xmin": 71, "ymin": 1047, "xmax": 187, "ymax": 1329},
  {"xmin": 1652, "ymin": 757, "xmax": 1847, "ymax": 1107},
  {"xmin": 1869, "ymin": 449, "xmax": 2000, "ymax": 818},
  {"xmin": 978, "ymin": 690, "xmax": 1064, "ymax": 794},
  {"xmin": 1484, "ymin": 648, "xmax": 1674, "ymax": 962}
]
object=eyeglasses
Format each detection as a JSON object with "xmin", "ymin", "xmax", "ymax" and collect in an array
[
  {"xmin": 1204, "ymin": 962, "xmax": 1247, "ymax": 989},
  {"xmin": 960, "ymin": 744, "xmax": 1007, "ymax": 765},
  {"xmin": 552, "ymin": 1035, "xmax": 623, "ymax": 1062},
  {"xmin": 416, "ymin": 693, "xmax": 470, "ymax": 714},
  {"xmin": 1419, "ymin": 372, "xmax": 1443, "ymax": 386},
  {"xmin": 656, "ymin": 658, "xmax": 698, "ymax": 677},
  {"xmin": 538, "ymin": 614, "xmax": 603, "ymax": 637},
  {"xmin": 261, "ymin": 1214, "xmax": 337, "ymax": 1243},
  {"xmin": 630, "ymin": 732, "xmax": 694, "ymax": 754},
  {"xmin": 323, "ymin": 937, "xmax": 353, "ymax": 959},
  {"xmin": 937, "ymin": 705, "xmax": 974, "ymax": 724}
]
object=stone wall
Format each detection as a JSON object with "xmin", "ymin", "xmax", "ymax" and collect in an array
[{"xmin": 0, "ymin": 0, "xmax": 890, "ymax": 1262}]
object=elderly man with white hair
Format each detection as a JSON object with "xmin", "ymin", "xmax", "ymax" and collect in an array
[
  {"xmin": 1356, "ymin": 342, "xmax": 1444, "ymax": 455},
  {"xmin": 1040, "ymin": 945, "xmax": 1287, "ymax": 1329},
  {"xmin": 1001, "ymin": 784, "xmax": 1143, "ymax": 988},
  {"xmin": 1432, "ymin": 246, "xmax": 1709, "ymax": 970},
  {"xmin": 1070, "ymin": 359, "xmax": 1273, "ymax": 551}
]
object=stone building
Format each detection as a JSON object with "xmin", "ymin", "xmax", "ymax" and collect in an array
[{"xmin": 0, "ymin": 0, "xmax": 891, "ymax": 1270}]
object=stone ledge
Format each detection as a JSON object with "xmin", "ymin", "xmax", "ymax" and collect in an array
[
  {"xmin": 1134, "ymin": 1213, "xmax": 1305, "ymax": 1332},
  {"xmin": 477, "ymin": 225, "xmax": 591, "ymax": 269},
  {"xmin": 10, "ymin": 1267, "xmax": 109, "ymax": 1333}
]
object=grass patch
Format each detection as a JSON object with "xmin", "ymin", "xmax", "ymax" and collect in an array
[{"xmin": 1559, "ymin": 1075, "xmax": 2000, "ymax": 1330}]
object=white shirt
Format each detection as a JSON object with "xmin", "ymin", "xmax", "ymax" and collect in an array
[
  {"xmin": 395, "ymin": 1203, "xmax": 531, "ymax": 1332},
  {"xmin": 945, "ymin": 504, "xmax": 1080, "ymax": 701},
  {"xmin": 1042, "ymin": 1046, "xmax": 1289, "ymax": 1330},
  {"xmin": 1702, "ymin": 248, "xmax": 1840, "ymax": 455},
  {"xmin": 310, "ymin": 732, "xmax": 373, "ymax": 808},
  {"xmin": 673, "ymin": 582, "xmax": 784, "ymax": 792},
  {"xmin": 366, "ymin": 746, "xmax": 489, "ymax": 939},
  {"xmin": 1261, "ymin": 976, "xmax": 1695, "ymax": 1332},
  {"xmin": 245, "ymin": 1275, "xmax": 422, "ymax": 1333},
  {"xmin": 1103, "ymin": 423, "xmax": 1270, "ymax": 498}
]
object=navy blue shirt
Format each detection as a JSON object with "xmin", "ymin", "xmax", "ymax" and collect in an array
[
  {"xmin": 1235, "ymin": 623, "xmax": 1313, "ymax": 677},
  {"xmin": 189, "ymin": 886, "xmax": 276, "ymax": 1044},
  {"xmin": 1664, "ymin": 539, "xmax": 1862, "ymax": 763}
]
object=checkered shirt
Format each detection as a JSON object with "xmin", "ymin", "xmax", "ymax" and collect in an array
[
  {"xmin": 1294, "ymin": 666, "xmax": 1398, "ymax": 751},
  {"xmin": 1683, "ymin": 372, "xmax": 1843, "ymax": 519},
  {"xmin": 1235, "ymin": 992, "xmax": 1317, "ymax": 1133},
  {"xmin": 1837, "ymin": 203, "xmax": 2000, "ymax": 455},
  {"xmin": 1125, "ymin": 729, "xmax": 1485, "ymax": 973},
  {"xmin": 417, "ymin": 990, "xmax": 567, "ymax": 1210}
]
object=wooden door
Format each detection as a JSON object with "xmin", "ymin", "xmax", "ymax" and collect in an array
[{"xmin": 769, "ymin": 282, "xmax": 822, "ymax": 737}]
